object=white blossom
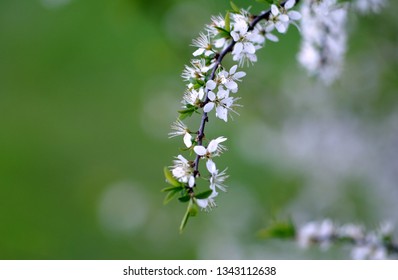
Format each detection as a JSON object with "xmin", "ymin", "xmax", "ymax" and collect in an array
[
  {"xmin": 181, "ymin": 59, "xmax": 212, "ymax": 83},
  {"xmin": 230, "ymin": 15, "xmax": 262, "ymax": 66},
  {"xmin": 171, "ymin": 155, "xmax": 195, "ymax": 187},
  {"xmin": 253, "ymin": 23, "xmax": 280, "ymax": 44},
  {"xmin": 203, "ymin": 89, "xmax": 240, "ymax": 122},
  {"xmin": 206, "ymin": 15, "xmax": 229, "ymax": 50},
  {"xmin": 268, "ymin": 4, "xmax": 290, "ymax": 33},
  {"xmin": 297, "ymin": 220, "xmax": 395, "ymax": 259},
  {"xmin": 297, "ymin": 219, "xmax": 335, "ymax": 249},
  {"xmin": 182, "ymin": 88, "xmax": 205, "ymax": 106},
  {"xmin": 168, "ymin": 119, "xmax": 193, "ymax": 148},
  {"xmin": 351, "ymin": 243, "xmax": 387, "ymax": 260},
  {"xmin": 206, "ymin": 159, "xmax": 228, "ymax": 192},
  {"xmin": 192, "ymin": 33, "xmax": 214, "ymax": 57},
  {"xmin": 217, "ymin": 65, "xmax": 246, "ymax": 93},
  {"xmin": 338, "ymin": 224, "xmax": 365, "ymax": 240},
  {"xmin": 196, "ymin": 190, "xmax": 218, "ymax": 210},
  {"xmin": 298, "ymin": 0, "xmax": 348, "ymax": 84},
  {"xmin": 194, "ymin": 136, "xmax": 227, "ymax": 158}
]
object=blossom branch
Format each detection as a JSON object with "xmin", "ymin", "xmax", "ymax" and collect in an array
[
  {"xmin": 193, "ymin": 0, "xmax": 298, "ymax": 176},
  {"xmin": 164, "ymin": 0, "xmax": 389, "ymax": 232},
  {"xmin": 165, "ymin": 0, "xmax": 303, "ymax": 231}
]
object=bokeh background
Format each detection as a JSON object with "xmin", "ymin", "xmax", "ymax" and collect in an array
[{"xmin": 1, "ymin": 0, "xmax": 397, "ymax": 259}]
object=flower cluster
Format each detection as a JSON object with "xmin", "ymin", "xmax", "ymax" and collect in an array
[
  {"xmin": 297, "ymin": 0, "xmax": 388, "ymax": 84},
  {"xmin": 297, "ymin": 220, "xmax": 398, "ymax": 259},
  {"xmin": 297, "ymin": 0, "xmax": 348, "ymax": 85},
  {"xmin": 164, "ymin": 0, "xmax": 302, "ymax": 231}
]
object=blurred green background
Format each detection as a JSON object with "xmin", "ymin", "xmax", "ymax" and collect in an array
[{"xmin": 1, "ymin": 0, "xmax": 397, "ymax": 259}]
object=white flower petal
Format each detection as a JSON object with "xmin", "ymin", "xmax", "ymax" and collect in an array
[
  {"xmin": 244, "ymin": 42, "xmax": 256, "ymax": 54},
  {"xmin": 198, "ymin": 88, "xmax": 205, "ymax": 100},
  {"xmin": 203, "ymin": 102, "xmax": 215, "ymax": 113},
  {"xmin": 285, "ymin": 0, "xmax": 295, "ymax": 10},
  {"xmin": 225, "ymin": 80, "xmax": 238, "ymax": 91},
  {"xmin": 204, "ymin": 50, "xmax": 213, "ymax": 57},
  {"xmin": 194, "ymin": 146, "xmax": 207, "ymax": 156},
  {"xmin": 230, "ymin": 31, "xmax": 240, "ymax": 42},
  {"xmin": 193, "ymin": 48, "xmax": 204, "ymax": 56},
  {"xmin": 215, "ymin": 136, "xmax": 227, "ymax": 143},
  {"xmin": 229, "ymin": 65, "xmax": 238, "ymax": 75},
  {"xmin": 266, "ymin": 33, "xmax": 279, "ymax": 42},
  {"xmin": 214, "ymin": 38, "xmax": 226, "ymax": 49},
  {"xmin": 177, "ymin": 154, "xmax": 188, "ymax": 163},
  {"xmin": 232, "ymin": 42, "xmax": 243, "ymax": 55},
  {"xmin": 172, "ymin": 167, "xmax": 185, "ymax": 178},
  {"xmin": 217, "ymin": 89, "xmax": 229, "ymax": 99},
  {"xmin": 279, "ymin": 14, "xmax": 289, "ymax": 22},
  {"xmin": 183, "ymin": 133, "xmax": 192, "ymax": 148},
  {"xmin": 233, "ymin": 71, "xmax": 246, "ymax": 79},
  {"xmin": 276, "ymin": 22, "xmax": 287, "ymax": 33},
  {"xmin": 288, "ymin": 11, "xmax": 302, "ymax": 20},
  {"xmin": 207, "ymin": 139, "xmax": 221, "ymax": 153},
  {"xmin": 216, "ymin": 107, "xmax": 228, "ymax": 122},
  {"xmin": 222, "ymin": 97, "xmax": 234, "ymax": 107},
  {"xmin": 206, "ymin": 80, "xmax": 216, "ymax": 90},
  {"xmin": 207, "ymin": 91, "xmax": 216, "ymax": 101},
  {"xmin": 196, "ymin": 198, "xmax": 208, "ymax": 209},
  {"xmin": 188, "ymin": 176, "xmax": 195, "ymax": 188},
  {"xmin": 271, "ymin": 4, "xmax": 279, "ymax": 16},
  {"xmin": 206, "ymin": 159, "xmax": 217, "ymax": 174}
]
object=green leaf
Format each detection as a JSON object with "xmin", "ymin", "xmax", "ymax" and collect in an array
[
  {"xmin": 230, "ymin": 1, "xmax": 240, "ymax": 13},
  {"xmin": 188, "ymin": 200, "xmax": 198, "ymax": 216},
  {"xmin": 161, "ymin": 185, "xmax": 183, "ymax": 192},
  {"xmin": 163, "ymin": 167, "xmax": 180, "ymax": 187},
  {"xmin": 178, "ymin": 107, "xmax": 196, "ymax": 114},
  {"xmin": 178, "ymin": 106, "xmax": 197, "ymax": 120},
  {"xmin": 178, "ymin": 195, "xmax": 191, "ymax": 203},
  {"xmin": 178, "ymin": 112, "xmax": 189, "ymax": 120},
  {"xmin": 257, "ymin": 220, "xmax": 296, "ymax": 239},
  {"xmin": 179, "ymin": 209, "xmax": 190, "ymax": 233},
  {"xmin": 225, "ymin": 11, "xmax": 231, "ymax": 32},
  {"xmin": 179, "ymin": 200, "xmax": 198, "ymax": 233},
  {"xmin": 215, "ymin": 26, "xmax": 230, "ymax": 39},
  {"xmin": 194, "ymin": 189, "xmax": 213, "ymax": 199},
  {"xmin": 163, "ymin": 189, "xmax": 180, "ymax": 205}
]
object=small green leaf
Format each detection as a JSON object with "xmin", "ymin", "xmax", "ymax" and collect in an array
[
  {"xmin": 178, "ymin": 107, "xmax": 196, "ymax": 114},
  {"xmin": 225, "ymin": 11, "xmax": 231, "ymax": 32},
  {"xmin": 161, "ymin": 185, "xmax": 183, "ymax": 192},
  {"xmin": 193, "ymin": 83, "xmax": 202, "ymax": 90},
  {"xmin": 178, "ymin": 107, "xmax": 197, "ymax": 120},
  {"xmin": 230, "ymin": 1, "xmax": 240, "ymax": 13},
  {"xmin": 163, "ymin": 189, "xmax": 180, "ymax": 204},
  {"xmin": 194, "ymin": 189, "xmax": 213, "ymax": 199},
  {"xmin": 179, "ymin": 209, "xmax": 190, "ymax": 233},
  {"xmin": 178, "ymin": 112, "xmax": 190, "ymax": 120},
  {"xmin": 178, "ymin": 195, "xmax": 191, "ymax": 203},
  {"xmin": 188, "ymin": 200, "xmax": 198, "ymax": 216},
  {"xmin": 215, "ymin": 26, "xmax": 230, "ymax": 39},
  {"xmin": 257, "ymin": 220, "xmax": 296, "ymax": 239},
  {"xmin": 196, "ymin": 79, "xmax": 205, "ymax": 86},
  {"xmin": 163, "ymin": 167, "xmax": 180, "ymax": 187}
]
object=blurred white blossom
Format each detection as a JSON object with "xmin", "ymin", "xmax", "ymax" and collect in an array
[
  {"xmin": 353, "ymin": 0, "xmax": 387, "ymax": 14},
  {"xmin": 298, "ymin": 0, "xmax": 348, "ymax": 84},
  {"xmin": 297, "ymin": 220, "xmax": 396, "ymax": 259}
]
